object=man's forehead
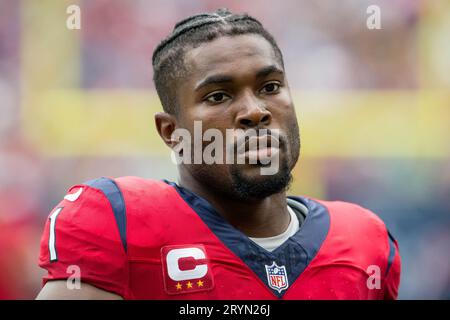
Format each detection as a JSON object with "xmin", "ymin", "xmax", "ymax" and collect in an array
[{"xmin": 185, "ymin": 34, "xmax": 281, "ymax": 76}]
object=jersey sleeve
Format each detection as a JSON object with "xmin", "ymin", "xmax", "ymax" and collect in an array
[
  {"xmin": 38, "ymin": 178, "xmax": 129, "ymax": 298},
  {"xmin": 383, "ymin": 231, "xmax": 401, "ymax": 300}
]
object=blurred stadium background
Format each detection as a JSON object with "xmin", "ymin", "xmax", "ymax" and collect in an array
[{"xmin": 0, "ymin": 0, "xmax": 449, "ymax": 299}]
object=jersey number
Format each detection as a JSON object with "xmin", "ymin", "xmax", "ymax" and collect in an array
[{"xmin": 48, "ymin": 207, "xmax": 63, "ymax": 262}]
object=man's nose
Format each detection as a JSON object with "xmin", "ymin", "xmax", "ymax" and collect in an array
[{"xmin": 235, "ymin": 93, "xmax": 272, "ymax": 129}]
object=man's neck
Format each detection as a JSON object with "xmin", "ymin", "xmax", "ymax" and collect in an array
[{"xmin": 178, "ymin": 170, "xmax": 291, "ymax": 238}]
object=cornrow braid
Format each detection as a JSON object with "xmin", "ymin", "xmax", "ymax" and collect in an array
[{"xmin": 152, "ymin": 8, "xmax": 284, "ymax": 115}]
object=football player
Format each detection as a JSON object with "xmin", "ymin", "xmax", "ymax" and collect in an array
[{"xmin": 37, "ymin": 9, "xmax": 400, "ymax": 300}]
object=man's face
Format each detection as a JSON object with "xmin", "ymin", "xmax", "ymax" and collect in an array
[{"xmin": 175, "ymin": 34, "xmax": 300, "ymax": 200}]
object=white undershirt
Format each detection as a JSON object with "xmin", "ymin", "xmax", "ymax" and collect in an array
[{"xmin": 249, "ymin": 205, "xmax": 300, "ymax": 252}]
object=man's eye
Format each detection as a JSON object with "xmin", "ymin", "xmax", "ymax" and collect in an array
[
  {"xmin": 260, "ymin": 82, "xmax": 281, "ymax": 94},
  {"xmin": 205, "ymin": 92, "xmax": 230, "ymax": 104}
]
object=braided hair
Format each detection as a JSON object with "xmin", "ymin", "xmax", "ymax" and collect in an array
[{"xmin": 152, "ymin": 8, "xmax": 284, "ymax": 115}]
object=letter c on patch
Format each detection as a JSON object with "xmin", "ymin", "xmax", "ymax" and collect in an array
[{"xmin": 166, "ymin": 247, "xmax": 207, "ymax": 281}]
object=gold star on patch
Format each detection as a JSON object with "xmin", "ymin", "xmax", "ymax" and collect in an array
[
  {"xmin": 176, "ymin": 283, "xmax": 182, "ymax": 290},
  {"xmin": 186, "ymin": 281, "xmax": 193, "ymax": 289},
  {"xmin": 197, "ymin": 280, "xmax": 204, "ymax": 287}
]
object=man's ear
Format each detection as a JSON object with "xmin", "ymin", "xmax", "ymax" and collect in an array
[{"xmin": 155, "ymin": 112, "xmax": 177, "ymax": 148}]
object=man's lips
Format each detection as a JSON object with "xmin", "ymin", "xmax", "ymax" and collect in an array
[
  {"xmin": 235, "ymin": 134, "xmax": 281, "ymax": 161},
  {"xmin": 243, "ymin": 146, "xmax": 280, "ymax": 161}
]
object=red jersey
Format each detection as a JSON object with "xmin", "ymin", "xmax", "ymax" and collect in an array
[{"xmin": 39, "ymin": 176, "xmax": 401, "ymax": 299}]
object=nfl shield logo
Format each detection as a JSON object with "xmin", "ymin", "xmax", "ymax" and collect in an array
[{"xmin": 265, "ymin": 262, "xmax": 289, "ymax": 293}]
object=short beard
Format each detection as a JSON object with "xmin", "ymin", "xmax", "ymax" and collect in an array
[{"xmin": 229, "ymin": 160, "xmax": 293, "ymax": 201}]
